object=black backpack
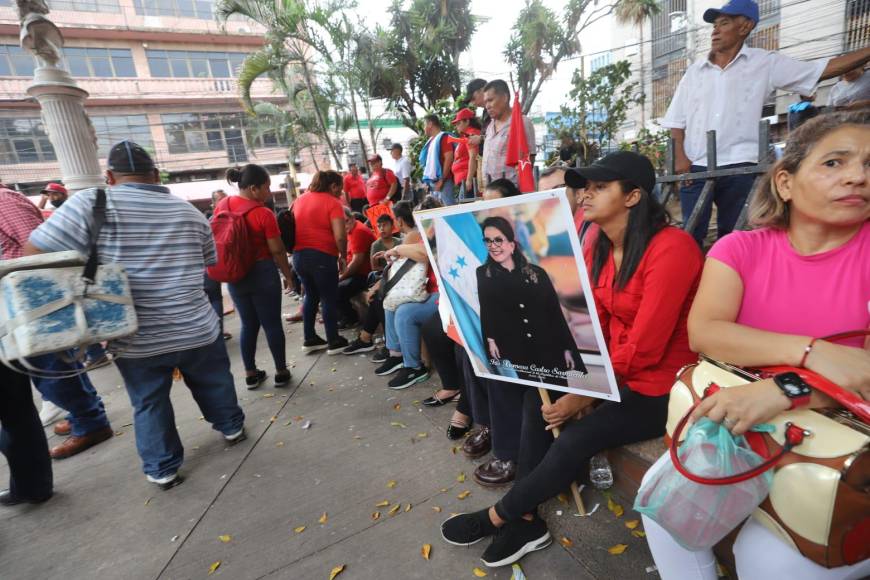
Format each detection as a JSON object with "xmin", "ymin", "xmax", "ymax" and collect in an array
[{"xmin": 277, "ymin": 207, "xmax": 296, "ymax": 253}]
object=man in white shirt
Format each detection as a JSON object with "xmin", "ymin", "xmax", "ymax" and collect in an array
[
  {"xmin": 827, "ymin": 66, "xmax": 870, "ymax": 110},
  {"xmin": 389, "ymin": 143, "xmax": 412, "ymax": 201},
  {"xmin": 662, "ymin": 0, "xmax": 870, "ymax": 245}
]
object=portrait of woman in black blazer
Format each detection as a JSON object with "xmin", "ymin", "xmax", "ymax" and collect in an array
[{"xmin": 476, "ymin": 216, "xmax": 587, "ymax": 386}]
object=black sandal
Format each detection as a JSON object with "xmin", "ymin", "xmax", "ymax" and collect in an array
[
  {"xmin": 422, "ymin": 390, "xmax": 461, "ymax": 407},
  {"xmin": 446, "ymin": 420, "xmax": 472, "ymax": 440}
]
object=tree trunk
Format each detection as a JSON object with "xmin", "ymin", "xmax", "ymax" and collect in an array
[
  {"xmin": 300, "ymin": 58, "xmax": 343, "ymax": 169},
  {"xmin": 361, "ymin": 90, "xmax": 378, "ymax": 154},
  {"xmin": 348, "ymin": 85, "xmax": 369, "ymax": 166},
  {"xmin": 639, "ymin": 25, "xmax": 646, "ymax": 128},
  {"xmin": 284, "ymin": 143, "xmax": 299, "ymax": 207}
]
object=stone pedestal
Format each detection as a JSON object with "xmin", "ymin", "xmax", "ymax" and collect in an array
[{"xmin": 27, "ymin": 66, "xmax": 103, "ymax": 193}]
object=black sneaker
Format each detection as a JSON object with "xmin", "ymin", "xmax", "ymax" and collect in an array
[
  {"xmin": 337, "ymin": 318, "xmax": 359, "ymax": 330},
  {"xmin": 371, "ymin": 346, "xmax": 389, "ymax": 363},
  {"xmin": 343, "ymin": 338, "xmax": 375, "ymax": 355},
  {"xmin": 480, "ymin": 517, "xmax": 552, "ymax": 568},
  {"xmin": 245, "ymin": 369, "xmax": 266, "ymax": 390},
  {"xmin": 388, "ymin": 366, "xmax": 430, "ymax": 390},
  {"xmin": 326, "ymin": 336, "xmax": 350, "ymax": 355},
  {"xmin": 274, "ymin": 369, "xmax": 292, "ymax": 387},
  {"xmin": 302, "ymin": 336, "xmax": 328, "ymax": 353},
  {"xmin": 440, "ymin": 510, "xmax": 498, "ymax": 546},
  {"xmin": 375, "ymin": 356, "xmax": 404, "ymax": 376}
]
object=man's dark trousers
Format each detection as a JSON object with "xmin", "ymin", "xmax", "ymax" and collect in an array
[
  {"xmin": 0, "ymin": 364, "xmax": 52, "ymax": 500},
  {"xmin": 679, "ymin": 163, "xmax": 756, "ymax": 246}
]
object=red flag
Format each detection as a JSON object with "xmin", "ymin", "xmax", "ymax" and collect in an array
[{"xmin": 505, "ymin": 95, "xmax": 535, "ymax": 193}]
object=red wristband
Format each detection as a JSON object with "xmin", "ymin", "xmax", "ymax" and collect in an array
[{"xmin": 799, "ymin": 337, "xmax": 818, "ymax": 368}]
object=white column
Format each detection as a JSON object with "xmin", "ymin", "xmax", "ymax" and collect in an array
[{"xmin": 27, "ymin": 66, "xmax": 103, "ymax": 193}]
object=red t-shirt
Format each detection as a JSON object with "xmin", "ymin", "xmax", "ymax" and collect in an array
[
  {"xmin": 292, "ymin": 190, "xmax": 345, "ymax": 256},
  {"xmin": 366, "ymin": 169, "xmax": 397, "ymax": 206},
  {"xmin": 583, "ymin": 226, "xmax": 702, "ymax": 396},
  {"xmin": 216, "ymin": 195, "xmax": 280, "ymax": 261},
  {"xmin": 343, "ymin": 173, "xmax": 367, "ymax": 200},
  {"xmin": 347, "ymin": 221, "xmax": 376, "ymax": 276},
  {"xmin": 452, "ymin": 128, "xmax": 480, "ymax": 185}
]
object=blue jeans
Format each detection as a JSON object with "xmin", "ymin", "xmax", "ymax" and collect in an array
[
  {"xmin": 204, "ymin": 272, "xmax": 224, "ymax": 335},
  {"xmin": 228, "ymin": 259, "xmax": 286, "ymax": 372},
  {"xmin": 679, "ymin": 164, "xmax": 756, "ymax": 246},
  {"xmin": 293, "ymin": 249, "xmax": 340, "ymax": 342},
  {"xmin": 114, "ymin": 338, "xmax": 245, "ymax": 479},
  {"xmin": 434, "ymin": 180, "xmax": 456, "ymax": 206},
  {"xmin": 29, "ymin": 352, "xmax": 110, "ymax": 437},
  {"xmin": 385, "ymin": 293, "xmax": 439, "ymax": 368}
]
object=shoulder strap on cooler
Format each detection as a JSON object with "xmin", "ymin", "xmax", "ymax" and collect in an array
[{"xmin": 83, "ymin": 188, "xmax": 106, "ymax": 284}]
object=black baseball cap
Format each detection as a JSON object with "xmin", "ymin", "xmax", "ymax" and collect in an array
[
  {"xmin": 108, "ymin": 140, "xmax": 155, "ymax": 173},
  {"xmin": 569, "ymin": 151, "xmax": 656, "ymax": 195}
]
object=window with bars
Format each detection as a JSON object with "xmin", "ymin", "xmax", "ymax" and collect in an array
[
  {"xmin": 50, "ymin": 0, "xmax": 121, "ymax": 12},
  {"xmin": 652, "ymin": 58, "xmax": 688, "ymax": 118},
  {"xmin": 846, "ymin": 0, "xmax": 870, "ymax": 52},
  {"xmin": 64, "ymin": 48, "xmax": 136, "ymax": 78},
  {"xmin": 747, "ymin": 24, "xmax": 780, "ymax": 51},
  {"xmin": 0, "ymin": 45, "xmax": 36, "ymax": 77},
  {"xmin": 146, "ymin": 50, "xmax": 246, "ymax": 78},
  {"xmin": 133, "ymin": 0, "xmax": 214, "ymax": 19},
  {"xmin": 162, "ymin": 112, "xmax": 276, "ymax": 156},
  {"xmin": 651, "ymin": 0, "xmax": 687, "ymax": 67},
  {"xmin": 91, "ymin": 115, "xmax": 153, "ymax": 157},
  {"xmin": 590, "ymin": 52, "xmax": 613, "ymax": 73},
  {"xmin": 0, "ymin": 119, "xmax": 56, "ymax": 165}
]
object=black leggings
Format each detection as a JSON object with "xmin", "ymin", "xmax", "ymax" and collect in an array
[
  {"xmin": 494, "ymin": 385, "xmax": 669, "ymax": 522},
  {"xmin": 1, "ymin": 364, "xmax": 52, "ymax": 499},
  {"xmin": 421, "ymin": 313, "xmax": 472, "ymax": 418},
  {"xmin": 362, "ymin": 294, "xmax": 385, "ymax": 336}
]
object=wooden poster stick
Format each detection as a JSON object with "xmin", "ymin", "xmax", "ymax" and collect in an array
[{"xmin": 538, "ymin": 387, "xmax": 587, "ymax": 516}]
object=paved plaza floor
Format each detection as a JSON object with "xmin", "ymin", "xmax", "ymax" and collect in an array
[{"xmin": 0, "ymin": 303, "xmax": 659, "ymax": 580}]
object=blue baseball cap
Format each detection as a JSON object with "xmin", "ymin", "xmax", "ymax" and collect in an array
[{"xmin": 703, "ymin": 0, "xmax": 759, "ymax": 23}]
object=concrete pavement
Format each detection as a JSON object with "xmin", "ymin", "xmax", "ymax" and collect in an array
[{"xmin": 0, "ymin": 304, "xmax": 659, "ymax": 580}]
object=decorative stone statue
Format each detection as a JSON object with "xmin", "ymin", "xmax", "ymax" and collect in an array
[{"xmin": 16, "ymin": 0, "xmax": 64, "ymax": 68}]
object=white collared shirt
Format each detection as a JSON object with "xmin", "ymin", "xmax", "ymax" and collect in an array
[
  {"xmin": 390, "ymin": 155, "xmax": 412, "ymax": 182},
  {"xmin": 662, "ymin": 46, "xmax": 828, "ymax": 166}
]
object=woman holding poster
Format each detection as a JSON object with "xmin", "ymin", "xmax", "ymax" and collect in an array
[
  {"xmin": 440, "ymin": 151, "xmax": 704, "ymax": 569},
  {"xmin": 477, "ymin": 216, "xmax": 587, "ymax": 386}
]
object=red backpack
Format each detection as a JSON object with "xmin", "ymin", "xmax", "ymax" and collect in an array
[{"xmin": 207, "ymin": 197, "xmax": 258, "ymax": 283}]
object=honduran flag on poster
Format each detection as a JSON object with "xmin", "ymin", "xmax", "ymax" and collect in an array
[{"xmin": 433, "ymin": 213, "xmax": 517, "ymax": 379}]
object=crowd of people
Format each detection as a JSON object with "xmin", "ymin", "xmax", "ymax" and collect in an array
[{"xmin": 1, "ymin": 1, "xmax": 868, "ymax": 577}]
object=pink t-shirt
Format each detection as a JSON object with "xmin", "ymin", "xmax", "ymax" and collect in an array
[{"xmin": 707, "ymin": 223, "xmax": 870, "ymax": 347}]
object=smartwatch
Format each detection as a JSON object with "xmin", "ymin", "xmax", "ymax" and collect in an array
[{"xmin": 773, "ymin": 372, "xmax": 812, "ymax": 410}]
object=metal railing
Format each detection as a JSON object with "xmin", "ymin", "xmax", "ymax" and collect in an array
[{"xmin": 657, "ymin": 120, "xmax": 772, "ymax": 235}]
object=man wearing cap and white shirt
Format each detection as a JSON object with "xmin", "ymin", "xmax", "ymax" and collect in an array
[
  {"xmin": 663, "ymin": 0, "xmax": 870, "ymax": 245},
  {"xmin": 24, "ymin": 140, "xmax": 246, "ymax": 491},
  {"xmin": 389, "ymin": 144, "xmax": 412, "ymax": 201}
]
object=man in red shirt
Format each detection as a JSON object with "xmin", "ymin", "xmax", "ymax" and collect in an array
[
  {"xmin": 365, "ymin": 154, "xmax": 398, "ymax": 207},
  {"xmin": 337, "ymin": 207, "xmax": 376, "ymax": 328},
  {"xmin": 343, "ymin": 163, "xmax": 367, "ymax": 214}
]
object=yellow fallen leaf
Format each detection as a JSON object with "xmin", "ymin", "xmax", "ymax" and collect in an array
[
  {"xmin": 144, "ymin": 497, "xmax": 152, "ymax": 506},
  {"xmin": 262, "ymin": 393, "xmax": 275, "ymax": 398},
  {"xmin": 275, "ymin": 441, "xmax": 285, "ymax": 447},
  {"xmin": 387, "ymin": 480, "xmax": 397, "ymax": 489},
  {"xmin": 631, "ymin": 530, "xmax": 646, "ymax": 538},
  {"xmin": 607, "ymin": 496, "xmax": 624, "ymax": 518},
  {"xmin": 416, "ymin": 432, "xmax": 428, "ymax": 438},
  {"xmin": 371, "ymin": 511, "xmax": 381, "ymax": 520},
  {"xmin": 294, "ymin": 415, "xmax": 304, "ymax": 421},
  {"xmin": 353, "ymin": 435, "xmax": 363, "ymax": 440},
  {"xmin": 294, "ymin": 526, "xmax": 306, "ymax": 533},
  {"xmin": 270, "ymin": 415, "xmax": 277, "ymax": 422},
  {"xmin": 319, "ymin": 512, "xmax": 328, "ymax": 524},
  {"xmin": 432, "ymin": 506, "xmax": 442, "ymax": 513},
  {"xmin": 393, "ymin": 403, "xmax": 401, "ymax": 411},
  {"xmin": 625, "ymin": 519, "xmax": 640, "ymax": 530},
  {"xmin": 375, "ymin": 500, "xmax": 390, "ymax": 507},
  {"xmin": 388, "ymin": 504, "xmax": 401, "ymax": 516},
  {"xmin": 457, "ymin": 472, "xmax": 466, "ymax": 483},
  {"xmin": 608, "ymin": 544, "xmax": 628, "ymax": 555},
  {"xmin": 390, "ymin": 421, "xmax": 406, "ymax": 428},
  {"xmin": 440, "ymin": 488, "xmax": 449, "ymax": 493},
  {"xmin": 218, "ymin": 534, "xmax": 232, "ymax": 543},
  {"xmin": 421, "ymin": 543, "xmax": 432, "ymax": 560},
  {"xmin": 557, "ymin": 493, "xmax": 569, "ymax": 505},
  {"xmin": 451, "ymin": 446, "xmax": 459, "ymax": 454},
  {"xmin": 405, "ymin": 503, "xmax": 412, "ymax": 512},
  {"xmin": 208, "ymin": 561, "xmax": 221, "ymax": 575},
  {"xmin": 329, "ymin": 564, "xmax": 346, "ymax": 580},
  {"xmin": 473, "ymin": 567, "xmax": 488, "ymax": 577},
  {"xmin": 560, "ymin": 536, "xmax": 573, "ymax": 547},
  {"xmin": 457, "ymin": 490, "xmax": 471, "ymax": 500}
]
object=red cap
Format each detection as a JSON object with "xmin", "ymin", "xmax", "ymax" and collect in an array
[
  {"xmin": 450, "ymin": 108, "xmax": 475, "ymax": 124},
  {"xmin": 41, "ymin": 183, "xmax": 68, "ymax": 195},
  {"xmin": 367, "ymin": 154, "xmax": 382, "ymax": 163}
]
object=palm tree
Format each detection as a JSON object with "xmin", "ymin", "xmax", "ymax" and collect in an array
[{"xmin": 614, "ymin": 0, "xmax": 660, "ymax": 127}]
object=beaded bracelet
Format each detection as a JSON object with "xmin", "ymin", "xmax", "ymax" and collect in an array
[{"xmin": 799, "ymin": 337, "xmax": 818, "ymax": 368}]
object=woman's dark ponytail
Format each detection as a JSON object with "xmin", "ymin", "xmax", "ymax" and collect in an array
[{"xmin": 226, "ymin": 164, "xmax": 269, "ymax": 189}]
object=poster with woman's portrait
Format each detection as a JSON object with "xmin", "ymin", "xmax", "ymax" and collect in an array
[{"xmin": 415, "ymin": 189, "xmax": 620, "ymax": 401}]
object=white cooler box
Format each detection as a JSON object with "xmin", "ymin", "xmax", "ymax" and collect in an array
[{"xmin": 0, "ymin": 251, "xmax": 138, "ymax": 361}]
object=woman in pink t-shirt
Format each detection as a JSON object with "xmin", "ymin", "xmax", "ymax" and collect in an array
[{"xmin": 643, "ymin": 111, "xmax": 870, "ymax": 579}]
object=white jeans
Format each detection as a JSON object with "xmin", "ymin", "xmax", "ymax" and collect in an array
[{"xmin": 641, "ymin": 454, "xmax": 870, "ymax": 580}]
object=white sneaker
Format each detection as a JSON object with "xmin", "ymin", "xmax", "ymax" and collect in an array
[
  {"xmin": 39, "ymin": 400, "xmax": 65, "ymax": 427},
  {"xmin": 224, "ymin": 427, "xmax": 247, "ymax": 445},
  {"xmin": 146, "ymin": 473, "xmax": 183, "ymax": 490}
]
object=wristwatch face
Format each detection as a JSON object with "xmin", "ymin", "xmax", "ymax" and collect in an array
[{"xmin": 775, "ymin": 372, "xmax": 812, "ymax": 398}]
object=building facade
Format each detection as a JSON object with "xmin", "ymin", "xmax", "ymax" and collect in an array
[{"xmin": 0, "ymin": 0, "xmax": 304, "ymax": 193}]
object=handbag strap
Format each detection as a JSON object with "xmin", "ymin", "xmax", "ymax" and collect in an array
[
  {"xmin": 380, "ymin": 259, "xmax": 417, "ymax": 297},
  {"xmin": 668, "ymin": 385, "xmax": 810, "ymax": 486},
  {"xmin": 83, "ymin": 188, "xmax": 107, "ymax": 284}
]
